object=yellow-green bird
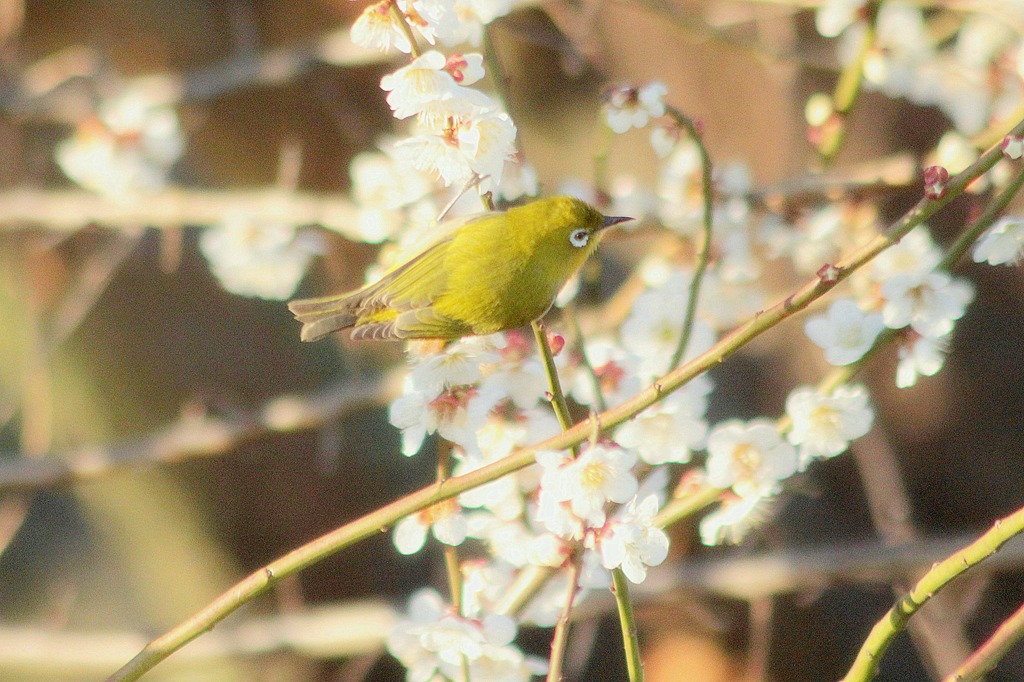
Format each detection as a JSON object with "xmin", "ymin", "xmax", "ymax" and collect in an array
[{"xmin": 288, "ymin": 196, "xmax": 631, "ymax": 341}]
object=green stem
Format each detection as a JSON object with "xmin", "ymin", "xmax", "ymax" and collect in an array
[
  {"xmin": 654, "ymin": 483, "xmax": 723, "ymax": 528},
  {"xmin": 842, "ymin": 503, "xmax": 1024, "ymax": 682},
  {"xmin": 106, "ymin": 116, "xmax": 1024, "ymax": 682},
  {"xmin": 832, "ymin": 8, "xmax": 875, "ymax": 115},
  {"xmin": 940, "ymin": 165, "xmax": 1024, "ymax": 270},
  {"xmin": 532, "ymin": 320, "xmax": 575, "ymax": 436},
  {"xmin": 664, "ymin": 107, "xmax": 714, "ymax": 373},
  {"xmin": 493, "ymin": 564, "xmax": 553, "ymax": 616},
  {"xmin": 546, "ymin": 556, "xmax": 582, "ymax": 682},
  {"xmin": 819, "ymin": 2, "xmax": 878, "ymax": 164},
  {"xmin": 437, "ymin": 443, "xmax": 463, "ymax": 615},
  {"xmin": 479, "ymin": 188, "xmax": 495, "ymax": 212},
  {"xmin": 612, "ymin": 568, "xmax": 644, "ymax": 682},
  {"xmin": 387, "ymin": 0, "xmax": 422, "ymax": 58}
]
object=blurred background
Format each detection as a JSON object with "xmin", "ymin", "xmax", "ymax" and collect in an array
[{"xmin": 2, "ymin": 0, "xmax": 1024, "ymax": 680}]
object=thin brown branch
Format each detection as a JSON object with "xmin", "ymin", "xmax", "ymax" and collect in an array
[
  {"xmin": 0, "ymin": 188, "xmax": 358, "ymax": 232},
  {"xmin": 633, "ymin": 532, "xmax": 1024, "ymax": 603},
  {"xmin": 0, "ymin": 600, "xmax": 395, "ymax": 679},
  {"xmin": 850, "ymin": 427, "xmax": 972, "ymax": 676},
  {"xmin": 0, "ymin": 373, "xmax": 401, "ymax": 493},
  {"xmin": 944, "ymin": 599, "xmax": 1024, "ymax": 682},
  {"xmin": 11, "ymin": 32, "xmax": 387, "ymax": 121}
]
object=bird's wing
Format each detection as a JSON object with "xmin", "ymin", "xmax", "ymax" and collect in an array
[
  {"xmin": 393, "ymin": 307, "xmax": 472, "ymax": 339},
  {"xmin": 358, "ymin": 232, "xmax": 456, "ymax": 312}
]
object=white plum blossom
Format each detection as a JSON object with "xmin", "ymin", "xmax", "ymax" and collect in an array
[
  {"xmin": 699, "ymin": 489, "xmax": 776, "ymax": 546},
  {"xmin": 805, "ymin": 298, "xmax": 885, "ymax": 366},
  {"xmin": 380, "ymin": 50, "xmax": 490, "ymax": 123},
  {"xmin": 477, "ymin": 331, "xmax": 549, "ymax": 409},
  {"xmin": 705, "ymin": 419, "xmax": 799, "ymax": 497},
  {"xmin": 421, "ymin": 612, "xmax": 514, "ymax": 666},
  {"xmin": 461, "ymin": 560, "xmax": 515, "ymax": 617},
  {"xmin": 399, "ymin": 0, "xmax": 460, "ymax": 47},
  {"xmin": 649, "ymin": 122, "xmax": 682, "ymax": 158},
  {"xmin": 345, "ymin": 149, "xmax": 433, "ymax": 243},
  {"xmin": 1001, "ymin": 135, "xmax": 1024, "ymax": 160},
  {"xmin": 785, "ymin": 384, "xmax": 874, "ymax": 467},
  {"xmin": 352, "ymin": 0, "xmax": 457, "ymax": 53},
  {"xmin": 534, "ymin": 452, "xmax": 586, "ymax": 540},
  {"xmin": 456, "ymin": 418, "xmax": 543, "ymax": 521},
  {"xmin": 56, "ymin": 87, "xmax": 184, "ymax": 199},
  {"xmin": 351, "ymin": 0, "xmax": 415, "ymax": 53},
  {"xmin": 598, "ymin": 495, "xmax": 670, "ymax": 584},
  {"xmin": 199, "ymin": 214, "xmax": 320, "ymax": 300},
  {"xmin": 896, "ymin": 333, "xmax": 949, "ymax": 388},
  {"xmin": 465, "ymin": 643, "xmax": 547, "ymax": 681},
  {"xmin": 393, "ymin": 500, "xmax": 468, "ymax": 554},
  {"xmin": 389, "ymin": 380, "xmax": 500, "ymax": 455},
  {"xmin": 394, "ymin": 108, "xmax": 517, "ymax": 191},
  {"xmin": 408, "ymin": 337, "xmax": 500, "ymax": 399},
  {"xmin": 604, "ymin": 82, "xmax": 668, "ymax": 133},
  {"xmin": 620, "ymin": 268, "xmax": 718, "ymax": 379},
  {"xmin": 614, "ymin": 388, "xmax": 709, "ymax": 465},
  {"xmin": 525, "ymin": 530, "xmax": 573, "ymax": 568},
  {"xmin": 387, "ymin": 588, "xmax": 540, "ymax": 681},
  {"xmin": 536, "ymin": 445, "xmax": 638, "ymax": 536},
  {"xmin": 870, "ymin": 228, "xmax": 943, "ymax": 282},
  {"xmin": 656, "ymin": 139, "xmax": 704, "ymax": 235},
  {"xmin": 440, "ymin": 0, "xmax": 513, "ymax": 46},
  {"xmin": 815, "ymin": 0, "xmax": 865, "ymax": 38},
  {"xmin": 578, "ymin": 546, "xmax": 613, "ymax": 589},
  {"xmin": 880, "ymin": 271, "xmax": 974, "ymax": 338},
  {"xmin": 765, "ymin": 204, "xmax": 852, "ymax": 275},
  {"xmin": 974, "ymin": 216, "xmax": 1024, "ymax": 265},
  {"xmin": 851, "ymin": 3, "xmax": 934, "ymax": 98},
  {"xmin": 835, "ymin": 1, "xmax": 1019, "ymax": 137},
  {"xmin": 466, "ymin": 516, "xmax": 544, "ymax": 568}
]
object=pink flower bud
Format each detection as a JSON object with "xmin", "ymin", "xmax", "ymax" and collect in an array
[
  {"xmin": 816, "ymin": 263, "xmax": 841, "ymax": 284},
  {"xmin": 923, "ymin": 165, "xmax": 949, "ymax": 199},
  {"xmin": 1001, "ymin": 134, "xmax": 1024, "ymax": 160},
  {"xmin": 547, "ymin": 333, "xmax": 565, "ymax": 356}
]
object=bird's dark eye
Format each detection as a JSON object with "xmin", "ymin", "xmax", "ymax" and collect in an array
[{"xmin": 569, "ymin": 228, "xmax": 590, "ymax": 248}]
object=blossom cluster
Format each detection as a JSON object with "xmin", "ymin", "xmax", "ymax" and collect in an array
[
  {"xmin": 367, "ymin": 6, "xmax": 1024, "ymax": 674},
  {"xmin": 56, "ymin": 84, "xmax": 183, "ymax": 199},
  {"xmin": 352, "ymin": 0, "xmax": 520, "ymax": 195},
  {"xmin": 804, "ymin": 228, "xmax": 975, "ymax": 387},
  {"xmin": 342, "ymin": 3, "xmax": 1024, "ymax": 672},
  {"xmin": 45, "ymin": 1, "xmax": 1024, "ymax": 679},
  {"xmin": 388, "ymin": 587, "xmax": 547, "ymax": 681},
  {"xmin": 819, "ymin": 0, "xmax": 1024, "ymax": 138}
]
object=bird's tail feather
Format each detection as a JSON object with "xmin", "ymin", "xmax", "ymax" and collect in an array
[{"xmin": 287, "ymin": 294, "xmax": 359, "ymax": 342}]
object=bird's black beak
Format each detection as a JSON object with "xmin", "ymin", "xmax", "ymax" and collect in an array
[{"xmin": 600, "ymin": 215, "xmax": 633, "ymax": 230}]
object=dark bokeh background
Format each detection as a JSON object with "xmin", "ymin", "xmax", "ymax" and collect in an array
[{"xmin": 2, "ymin": 1, "xmax": 1024, "ymax": 681}]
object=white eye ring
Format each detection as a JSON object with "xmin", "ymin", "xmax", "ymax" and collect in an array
[{"xmin": 569, "ymin": 228, "xmax": 590, "ymax": 248}]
